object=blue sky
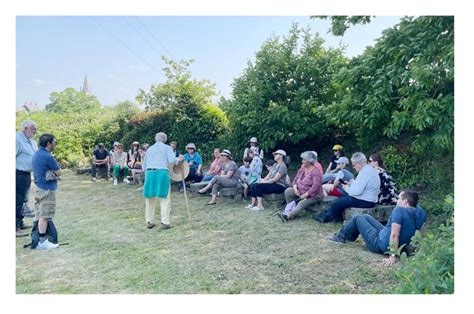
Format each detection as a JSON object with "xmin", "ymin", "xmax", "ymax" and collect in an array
[{"xmin": 16, "ymin": 16, "xmax": 402, "ymax": 108}]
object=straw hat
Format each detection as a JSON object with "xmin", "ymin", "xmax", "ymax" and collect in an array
[{"xmin": 168, "ymin": 161, "xmax": 190, "ymax": 182}]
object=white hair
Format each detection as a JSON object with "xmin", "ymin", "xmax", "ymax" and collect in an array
[
  {"xmin": 300, "ymin": 151, "xmax": 318, "ymax": 165},
  {"xmin": 155, "ymin": 132, "xmax": 167, "ymax": 143},
  {"xmin": 351, "ymin": 152, "xmax": 367, "ymax": 165},
  {"xmin": 20, "ymin": 120, "xmax": 36, "ymax": 130}
]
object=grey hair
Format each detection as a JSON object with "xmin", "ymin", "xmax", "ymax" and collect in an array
[
  {"xmin": 300, "ymin": 151, "xmax": 318, "ymax": 165},
  {"xmin": 155, "ymin": 132, "xmax": 167, "ymax": 143},
  {"xmin": 20, "ymin": 120, "xmax": 36, "ymax": 130},
  {"xmin": 351, "ymin": 152, "xmax": 367, "ymax": 165}
]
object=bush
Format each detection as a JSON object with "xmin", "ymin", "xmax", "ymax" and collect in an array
[{"xmin": 394, "ymin": 195, "xmax": 454, "ymax": 294}]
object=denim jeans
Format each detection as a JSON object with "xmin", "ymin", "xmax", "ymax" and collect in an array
[
  {"xmin": 337, "ymin": 214, "xmax": 384, "ymax": 254},
  {"xmin": 202, "ymin": 174, "xmax": 215, "ymax": 182},
  {"xmin": 322, "ymin": 195, "xmax": 376, "ymax": 222},
  {"xmin": 16, "ymin": 170, "xmax": 31, "ymax": 229},
  {"xmin": 92, "ymin": 163, "xmax": 108, "ymax": 178}
]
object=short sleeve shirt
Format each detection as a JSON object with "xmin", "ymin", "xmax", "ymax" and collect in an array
[
  {"xmin": 93, "ymin": 149, "xmax": 109, "ymax": 161},
  {"xmin": 32, "ymin": 147, "xmax": 60, "ymax": 190},
  {"xmin": 270, "ymin": 163, "xmax": 288, "ymax": 187},
  {"xmin": 223, "ymin": 161, "xmax": 240, "ymax": 181}
]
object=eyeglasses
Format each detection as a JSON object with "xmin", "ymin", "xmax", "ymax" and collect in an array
[{"xmin": 333, "ymin": 150, "xmax": 339, "ymax": 152}]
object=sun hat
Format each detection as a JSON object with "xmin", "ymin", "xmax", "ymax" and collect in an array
[
  {"xmin": 272, "ymin": 149, "xmax": 287, "ymax": 157},
  {"xmin": 186, "ymin": 143, "xmax": 196, "ymax": 150},
  {"xmin": 220, "ymin": 149, "xmax": 233, "ymax": 160},
  {"xmin": 132, "ymin": 141, "xmax": 139, "ymax": 145},
  {"xmin": 113, "ymin": 141, "xmax": 119, "ymax": 146},
  {"xmin": 168, "ymin": 161, "xmax": 190, "ymax": 182},
  {"xmin": 335, "ymin": 157, "xmax": 350, "ymax": 164},
  {"xmin": 249, "ymin": 137, "xmax": 258, "ymax": 143},
  {"xmin": 332, "ymin": 144, "xmax": 344, "ymax": 151}
]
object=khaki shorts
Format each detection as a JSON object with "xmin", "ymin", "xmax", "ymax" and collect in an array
[{"xmin": 34, "ymin": 187, "xmax": 56, "ymax": 219}]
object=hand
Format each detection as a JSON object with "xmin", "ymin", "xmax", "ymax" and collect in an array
[
  {"xmin": 382, "ymin": 255, "xmax": 397, "ymax": 267},
  {"xmin": 342, "ymin": 184, "xmax": 350, "ymax": 192},
  {"xmin": 294, "ymin": 187, "xmax": 300, "ymax": 197},
  {"xmin": 177, "ymin": 154, "xmax": 184, "ymax": 162},
  {"xmin": 300, "ymin": 192, "xmax": 308, "ymax": 200},
  {"xmin": 188, "ymin": 162, "xmax": 194, "ymax": 166},
  {"xmin": 196, "ymin": 170, "xmax": 202, "ymax": 176}
]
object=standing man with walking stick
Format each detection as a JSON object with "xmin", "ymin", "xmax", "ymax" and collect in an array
[{"xmin": 142, "ymin": 132, "xmax": 184, "ymax": 230}]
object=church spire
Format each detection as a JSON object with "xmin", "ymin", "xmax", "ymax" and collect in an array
[{"xmin": 81, "ymin": 75, "xmax": 91, "ymax": 94}]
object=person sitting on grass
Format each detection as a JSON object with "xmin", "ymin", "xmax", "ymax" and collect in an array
[
  {"xmin": 369, "ymin": 153, "xmax": 398, "ymax": 205},
  {"xmin": 111, "ymin": 143, "xmax": 130, "ymax": 185},
  {"xmin": 322, "ymin": 156, "xmax": 354, "ymax": 197},
  {"xmin": 202, "ymin": 147, "xmax": 223, "ymax": 182},
  {"xmin": 327, "ymin": 189, "xmax": 426, "ymax": 267},
  {"xmin": 239, "ymin": 156, "xmax": 253, "ymax": 199},
  {"xmin": 245, "ymin": 150, "xmax": 288, "ymax": 211},
  {"xmin": 314, "ymin": 152, "xmax": 380, "ymax": 223},
  {"xmin": 91, "ymin": 143, "xmax": 110, "ymax": 181},
  {"xmin": 198, "ymin": 150, "xmax": 240, "ymax": 205},
  {"xmin": 279, "ymin": 151, "xmax": 324, "ymax": 222}
]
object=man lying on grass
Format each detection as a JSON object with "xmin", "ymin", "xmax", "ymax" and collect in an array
[{"xmin": 327, "ymin": 189, "xmax": 426, "ymax": 267}]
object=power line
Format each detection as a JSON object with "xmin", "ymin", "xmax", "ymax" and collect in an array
[
  {"xmin": 135, "ymin": 16, "xmax": 175, "ymax": 60},
  {"xmin": 121, "ymin": 16, "xmax": 165, "ymax": 60},
  {"xmin": 89, "ymin": 17, "xmax": 156, "ymax": 71}
]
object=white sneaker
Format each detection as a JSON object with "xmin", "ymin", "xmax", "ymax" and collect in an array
[
  {"xmin": 36, "ymin": 239, "xmax": 59, "ymax": 250},
  {"xmin": 123, "ymin": 178, "xmax": 130, "ymax": 184},
  {"xmin": 113, "ymin": 179, "xmax": 118, "ymax": 185},
  {"xmin": 251, "ymin": 206, "xmax": 264, "ymax": 211},
  {"xmin": 245, "ymin": 204, "xmax": 254, "ymax": 209}
]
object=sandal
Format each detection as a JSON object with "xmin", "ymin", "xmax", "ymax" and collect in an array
[{"xmin": 206, "ymin": 201, "xmax": 217, "ymax": 205}]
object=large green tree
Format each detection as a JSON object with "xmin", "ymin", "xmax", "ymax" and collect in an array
[
  {"xmin": 222, "ymin": 25, "xmax": 348, "ymax": 151},
  {"xmin": 45, "ymin": 87, "xmax": 102, "ymax": 113}
]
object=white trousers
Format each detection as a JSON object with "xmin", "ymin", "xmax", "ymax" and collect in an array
[{"xmin": 145, "ymin": 188, "xmax": 171, "ymax": 225}]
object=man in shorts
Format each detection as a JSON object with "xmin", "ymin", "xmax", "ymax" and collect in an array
[{"xmin": 32, "ymin": 133, "xmax": 62, "ymax": 250}]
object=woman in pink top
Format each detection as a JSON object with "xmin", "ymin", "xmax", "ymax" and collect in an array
[
  {"xmin": 279, "ymin": 151, "xmax": 323, "ymax": 222},
  {"xmin": 202, "ymin": 148, "xmax": 223, "ymax": 182}
]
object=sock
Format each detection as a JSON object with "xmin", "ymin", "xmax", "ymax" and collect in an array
[{"xmin": 39, "ymin": 233, "xmax": 47, "ymax": 243}]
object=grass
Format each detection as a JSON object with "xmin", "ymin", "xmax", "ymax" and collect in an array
[{"xmin": 16, "ymin": 170, "xmax": 398, "ymax": 294}]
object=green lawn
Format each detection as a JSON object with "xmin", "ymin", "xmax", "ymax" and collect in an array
[{"xmin": 16, "ymin": 170, "xmax": 397, "ymax": 294}]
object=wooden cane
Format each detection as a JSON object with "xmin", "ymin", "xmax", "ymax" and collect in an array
[{"xmin": 181, "ymin": 166, "xmax": 191, "ymax": 220}]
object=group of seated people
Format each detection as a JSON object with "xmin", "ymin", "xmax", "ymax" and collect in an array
[
  {"xmin": 91, "ymin": 141, "xmax": 149, "ymax": 186},
  {"xmin": 90, "ymin": 137, "xmax": 425, "ymax": 265}
]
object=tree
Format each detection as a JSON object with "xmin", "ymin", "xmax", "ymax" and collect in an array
[
  {"xmin": 312, "ymin": 16, "xmax": 373, "ymax": 36},
  {"xmin": 222, "ymin": 24, "xmax": 348, "ymax": 151},
  {"xmin": 321, "ymin": 16, "xmax": 454, "ymax": 153},
  {"xmin": 45, "ymin": 87, "xmax": 102, "ymax": 113}
]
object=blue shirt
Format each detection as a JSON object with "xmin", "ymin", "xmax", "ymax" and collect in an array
[
  {"xmin": 348, "ymin": 164, "xmax": 380, "ymax": 203},
  {"xmin": 249, "ymin": 156, "xmax": 263, "ymax": 177},
  {"xmin": 183, "ymin": 152, "xmax": 202, "ymax": 171},
  {"xmin": 16, "ymin": 131, "xmax": 38, "ymax": 172},
  {"xmin": 378, "ymin": 206, "xmax": 427, "ymax": 253},
  {"xmin": 32, "ymin": 147, "xmax": 60, "ymax": 190},
  {"xmin": 142, "ymin": 142, "xmax": 178, "ymax": 170}
]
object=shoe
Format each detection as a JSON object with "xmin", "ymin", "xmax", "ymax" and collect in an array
[
  {"xmin": 136, "ymin": 186, "xmax": 144, "ymax": 191},
  {"xmin": 245, "ymin": 204, "xmax": 254, "ymax": 209},
  {"xmin": 277, "ymin": 212, "xmax": 289, "ymax": 222},
  {"xmin": 206, "ymin": 202, "xmax": 217, "ymax": 205},
  {"xmin": 113, "ymin": 179, "xmax": 118, "ymax": 186},
  {"xmin": 160, "ymin": 223, "xmax": 172, "ymax": 230},
  {"xmin": 16, "ymin": 229, "xmax": 28, "ymax": 237},
  {"xmin": 251, "ymin": 206, "xmax": 264, "ymax": 211},
  {"xmin": 92, "ymin": 177, "xmax": 97, "ymax": 182},
  {"xmin": 35, "ymin": 239, "xmax": 59, "ymax": 250},
  {"xmin": 146, "ymin": 222, "xmax": 156, "ymax": 229},
  {"xmin": 327, "ymin": 234, "xmax": 346, "ymax": 244},
  {"xmin": 123, "ymin": 178, "xmax": 130, "ymax": 184}
]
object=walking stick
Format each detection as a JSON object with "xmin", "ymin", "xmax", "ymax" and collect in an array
[{"xmin": 181, "ymin": 171, "xmax": 191, "ymax": 220}]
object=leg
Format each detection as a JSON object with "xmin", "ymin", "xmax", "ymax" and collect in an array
[
  {"xmin": 159, "ymin": 188, "xmax": 171, "ymax": 225},
  {"xmin": 16, "ymin": 171, "xmax": 30, "ymax": 231},
  {"xmin": 34, "ymin": 188, "xmax": 57, "ymax": 245},
  {"xmin": 145, "ymin": 197, "xmax": 156, "ymax": 223},
  {"xmin": 122, "ymin": 166, "xmax": 130, "ymax": 178},
  {"xmin": 113, "ymin": 164, "xmax": 120, "ymax": 178},
  {"xmin": 92, "ymin": 164, "xmax": 98, "ymax": 178},
  {"xmin": 339, "ymin": 214, "xmax": 383, "ymax": 254},
  {"xmin": 284, "ymin": 187, "xmax": 296, "ymax": 203},
  {"xmin": 316, "ymin": 195, "xmax": 355, "ymax": 222},
  {"xmin": 288, "ymin": 197, "xmax": 320, "ymax": 219}
]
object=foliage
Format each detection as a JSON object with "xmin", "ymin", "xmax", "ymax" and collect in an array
[
  {"xmin": 45, "ymin": 88, "xmax": 102, "ymax": 113},
  {"xmin": 133, "ymin": 57, "xmax": 228, "ymax": 161},
  {"xmin": 312, "ymin": 16, "xmax": 373, "ymax": 36},
  {"xmin": 394, "ymin": 195, "xmax": 454, "ymax": 294},
  {"xmin": 222, "ymin": 25, "xmax": 348, "ymax": 153},
  {"xmin": 321, "ymin": 16, "xmax": 454, "ymax": 155}
]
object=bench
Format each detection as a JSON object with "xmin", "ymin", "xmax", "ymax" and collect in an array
[{"xmin": 190, "ymin": 182, "xmax": 243, "ymax": 200}]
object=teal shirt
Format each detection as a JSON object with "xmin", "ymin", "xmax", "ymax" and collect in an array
[{"xmin": 184, "ymin": 152, "xmax": 202, "ymax": 171}]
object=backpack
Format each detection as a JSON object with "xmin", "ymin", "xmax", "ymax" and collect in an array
[{"xmin": 23, "ymin": 219, "xmax": 58, "ymax": 249}]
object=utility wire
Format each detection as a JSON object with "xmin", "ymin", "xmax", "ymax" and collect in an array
[
  {"xmin": 90, "ymin": 17, "xmax": 156, "ymax": 71},
  {"xmin": 135, "ymin": 16, "xmax": 176, "ymax": 60},
  {"xmin": 122, "ymin": 16, "xmax": 165, "ymax": 60}
]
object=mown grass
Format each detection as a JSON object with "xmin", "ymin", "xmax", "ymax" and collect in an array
[{"xmin": 16, "ymin": 170, "xmax": 397, "ymax": 294}]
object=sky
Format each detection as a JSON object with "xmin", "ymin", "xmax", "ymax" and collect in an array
[{"xmin": 16, "ymin": 16, "xmax": 402, "ymax": 108}]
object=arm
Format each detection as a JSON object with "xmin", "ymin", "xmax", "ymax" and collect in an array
[
  {"xmin": 304, "ymin": 171, "xmax": 323, "ymax": 199},
  {"xmin": 259, "ymin": 149, "xmax": 264, "ymax": 160},
  {"xmin": 347, "ymin": 172, "xmax": 369, "ymax": 197},
  {"xmin": 267, "ymin": 172, "xmax": 283, "ymax": 183},
  {"xmin": 325, "ymin": 162, "xmax": 333, "ymax": 174},
  {"xmin": 382, "ymin": 222, "xmax": 401, "ymax": 267},
  {"xmin": 225, "ymin": 171, "xmax": 235, "ymax": 179}
]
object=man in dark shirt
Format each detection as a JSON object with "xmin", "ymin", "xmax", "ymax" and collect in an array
[
  {"xmin": 92, "ymin": 143, "xmax": 110, "ymax": 181},
  {"xmin": 327, "ymin": 189, "xmax": 426, "ymax": 267}
]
